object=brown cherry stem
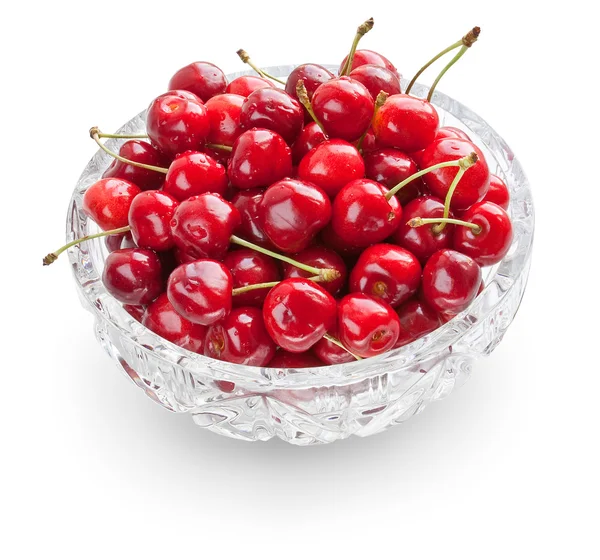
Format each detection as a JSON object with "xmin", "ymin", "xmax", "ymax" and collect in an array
[
  {"xmin": 236, "ymin": 49, "xmax": 286, "ymax": 85},
  {"xmin": 357, "ymin": 90, "xmax": 388, "ymax": 152},
  {"xmin": 205, "ymin": 143, "xmax": 233, "ymax": 152},
  {"xmin": 339, "ymin": 17, "xmax": 375, "ymax": 76},
  {"xmin": 92, "ymin": 129, "xmax": 149, "ymax": 139},
  {"xmin": 322, "ymin": 333, "xmax": 362, "ymax": 361},
  {"xmin": 408, "ymin": 216, "xmax": 482, "ymax": 234},
  {"xmin": 296, "ymin": 80, "xmax": 326, "ymax": 133}
]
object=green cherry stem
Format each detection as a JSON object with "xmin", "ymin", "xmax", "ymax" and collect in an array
[
  {"xmin": 408, "ymin": 216, "xmax": 482, "ymax": 234},
  {"xmin": 296, "ymin": 80, "xmax": 326, "ymax": 133},
  {"xmin": 322, "ymin": 333, "xmax": 363, "ymax": 361},
  {"xmin": 357, "ymin": 90, "xmax": 388, "ymax": 153},
  {"xmin": 93, "ymin": 129, "xmax": 149, "ymax": 139},
  {"xmin": 231, "ymin": 275, "xmax": 323, "ymax": 296},
  {"xmin": 236, "ymin": 49, "xmax": 286, "ymax": 85},
  {"xmin": 339, "ymin": 17, "xmax": 375, "ymax": 76}
]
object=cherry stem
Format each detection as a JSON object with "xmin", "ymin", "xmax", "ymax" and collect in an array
[
  {"xmin": 357, "ymin": 90, "xmax": 388, "ymax": 152},
  {"xmin": 205, "ymin": 143, "xmax": 233, "ymax": 152},
  {"xmin": 322, "ymin": 333, "xmax": 362, "ymax": 361},
  {"xmin": 93, "ymin": 130, "xmax": 149, "ymax": 139},
  {"xmin": 90, "ymin": 128, "xmax": 169, "ymax": 174},
  {"xmin": 405, "ymin": 26, "xmax": 480, "ymax": 95},
  {"xmin": 232, "ymin": 275, "xmax": 322, "ymax": 296},
  {"xmin": 43, "ymin": 225, "xmax": 131, "ymax": 266},
  {"xmin": 408, "ymin": 216, "xmax": 482, "ymax": 234},
  {"xmin": 339, "ymin": 17, "xmax": 375, "ymax": 76},
  {"xmin": 296, "ymin": 80, "xmax": 326, "ymax": 134},
  {"xmin": 236, "ymin": 49, "xmax": 286, "ymax": 85}
]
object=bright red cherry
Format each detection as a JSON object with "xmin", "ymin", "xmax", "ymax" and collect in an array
[
  {"xmin": 228, "ymin": 128, "xmax": 292, "ymax": 190},
  {"xmin": 163, "ymin": 151, "xmax": 227, "ymax": 200},
  {"xmin": 263, "ymin": 278, "xmax": 336, "ymax": 353},
  {"xmin": 339, "ymin": 49, "xmax": 399, "ymax": 77},
  {"xmin": 482, "ymin": 174, "xmax": 510, "ymax": 210},
  {"xmin": 167, "ymin": 259, "xmax": 232, "ymax": 325},
  {"xmin": 291, "ymin": 122, "xmax": 327, "ymax": 165},
  {"xmin": 349, "ymin": 64, "xmax": 401, "ymax": 99},
  {"xmin": 312, "ymin": 77, "xmax": 374, "ymax": 142},
  {"xmin": 312, "ymin": 329, "xmax": 356, "ymax": 365},
  {"xmin": 281, "ymin": 246, "xmax": 347, "ymax": 296},
  {"xmin": 410, "ymin": 126, "xmax": 472, "ymax": 167},
  {"xmin": 205, "ymin": 307, "xmax": 276, "ymax": 366},
  {"xmin": 128, "ymin": 190, "xmax": 179, "ymax": 251},
  {"xmin": 83, "ymin": 178, "xmax": 141, "ymax": 231},
  {"xmin": 422, "ymin": 249, "xmax": 482, "ymax": 314},
  {"xmin": 103, "ymin": 248, "xmax": 163, "ymax": 305},
  {"xmin": 226, "ymin": 76, "xmax": 273, "ymax": 97},
  {"xmin": 204, "ymin": 93, "xmax": 245, "ymax": 147},
  {"xmin": 394, "ymin": 299, "xmax": 441, "ymax": 347},
  {"xmin": 360, "ymin": 128, "xmax": 381, "ymax": 154},
  {"xmin": 298, "ymin": 139, "xmax": 365, "ymax": 197},
  {"xmin": 267, "ymin": 349, "xmax": 324, "ymax": 368},
  {"xmin": 337, "ymin": 294, "xmax": 400, "ymax": 358},
  {"xmin": 230, "ymin": 188, "xmax": 273, "ymax": 248},
  {"xmin": 285, "ymin": 63, "xmax": 335, "ymax": 122},
  {"xmin": 168, "ymin": 61, "xmax": 227, "ymax": 101}
]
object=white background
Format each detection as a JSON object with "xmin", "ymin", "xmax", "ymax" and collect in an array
[{"xmin": 3, "ymin": 1, "xmax": 599, "ymax": 558}]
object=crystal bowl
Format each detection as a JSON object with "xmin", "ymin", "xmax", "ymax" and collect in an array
[{"xmin": 66, "ymin": 65, "xmax": 534, "ymax": 445}]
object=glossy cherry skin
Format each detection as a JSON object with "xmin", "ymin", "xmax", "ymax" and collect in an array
[
  {"xmin": 163, "ymin": 151, "xmax": 227, "ymax": 201},
  {"xmin": 410, "ymin": 126, "xmax": 471, "ymax": 167},
  {"xmin": 103, "ymin": 248, "xmax": 163, "ymax": 305},
  {"xmin": 285, "ymin": 63, "xmax": 335, "ymax": 122},
  {"xmin": 339, "ymin": 49, "xmax": 399, "ymax": 77},
  {"xmin": 394, "ymin": 298, "xmax": 441, "ymax": 347},
  {"xmin": 267, "ymin": 349, "xmax": 324, "ymax": 368},
  {"xmin": 259, "ymin": 179, "xmax": 331, "ymax": 253},
  {"xmin": 282, "ymin": 246, "xmax": 347, "ymax": 296},
  {"xmin": 349, "ymin": 64, "xmax": 402, "ymax": 99},
  {"xmin": 226, "ymin": 76, "xmax": 273, "ymax": 97},
  {"xmin": 319, "ymin": 224, "xmax": 363, "ymax": 260},
  {"xmin": 373, "ymin": 94, "xmax": 439, "ymax": 153},
  {"xmin": 83, "ymin": 178, "xmax": 141, "ymax": 231},
  {"xmin": 453, "ymin": 201, "xmax": 513, "ymax": 266},
  {"xmin": 230, "ymin": 189, "xmax": 273, "ymax": 248},
  {"xmin": 222, "ymin": 249, "xmax": 280, "ymax": 307},
  {"xmin": 331, "ymin": 179, "xmax": 402, "ymax": 247},
  {"xmin": 291, "ymin": 122, "xmax": 327, "ymax": 165},
  {"xmin": 147, "ymin": 90, "xmax": 210, "ymax": 157},
  {"xmin": 337, "ymin": 294, "xmax": 400, "ymax": 358},
  {"xmin": 102, "ymin": 140, "xmax": 169, "ymax": 191},
  {"xmin": 128, "ymin": 190, "xmax": 179, "ymax": 251},
  {"xmin": 422, "ymin": 249, "xmax": 482, "ymax": 314},
  {"xmin": 205, "ymin": 307, "xmax": 276, "ymax": 366},
  {"xmin": 298, "ymin": 139, "xmax": 365, "ymax": 198},
  {"xmin": 142, "ymin": 293, "xmax": 206, "ymax": 353},
  {"xmin": 312, "ymin": 77, "xmax": 374, "ymax": 142},
  {"xmin": 123, "ymin": 304, "xmax": 145, "ymax": 322},
  {"xmin": 349, "ymin": 244, "xmax": 421, "ymax": 307},
  {"xmin": 105, "ymin": 232, "xmax": 136, "ymax": 253},
  {"xmin": 170, "ymin": 193, "xmax": 241, "ymax": 260},
  {"xmin": 363, "ymin": 149, "xmax": 422, "ymax": 205},
  {"xmin": 482, "ymin": 174, "xmax": 510, "ymax": 210},
  {"xmin": 420, "ymin": 138, "xmax": 490, "ymax": 210},
  {"xmin": 167, "ymin": 259, "xmax": 233, "ymax": 325},
  {"xmin": 240, "ymin": 88, "xmax": 304, "ymax": 144},
  {"xmin": 312, "ymin": 329, "xmax": 356, "ymax": 365},
  {"xmin": 204, "ymin": 93, "xmax": 245, "ymax": 147},
  {"xmin": 263, "ymin": 278, "xmax": 336, "ymax": 353},
  {"xmin": 228, "ymin": 128, "xmax": 292, "ymax": 190},
  {"xmin": 168, "ymin": 61, "xmax": 227, "ymax": 102},
  {"xmin": 360, "ymin": 128, "xmax": 381, "ymax": 154},
  {"xmin": 392, "ymin": 196, "xmax": 454, "ymax": 263}
]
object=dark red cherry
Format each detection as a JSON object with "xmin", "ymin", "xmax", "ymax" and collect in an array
[
  {"xmin": 373, "ymin": 94, "xmax": 439, "ymax": 153},
  {"xmin": 174, "ymin": 247, "xmax": 197, "ymax": 265},
  {"xmin": 331, "ymin": 179, "xmax": 401, "ymax": 247},
  {"xmin": 103, "ymin": 248, "xmax": 163, "ymax": 305},
  {"xmin": 349, "ymin": 244, "xmax": 421, "ymax": 307},
  {"xmin": 167, "ymin": 259, "xmax": 233, "ymax": 325},
  {"xmin": 312, "ymin": 329, "xmax": 356, "ymax": 365},
  {"xmin": 263, "ymin": 278, "xmax": 336, "ymax": 353},
  {"xmin": 349, "ymin": 64, "xmax": 401, "ymax": 99},
  {"xmin": 360, "ymin": 128, "xmax": 381, "ymax": 154},
  {"xmin": 319, "ymin": 224, "xmax": 363, "ymax": 260},
  {"xmin": 394, "ymin": 298, "xmax": 441, "ymax": 347},
  {"xmin": 205, "ymin": 307, "xmax": 276, "ymax": 366},
  {"xmin": 267, "ymin": 349, "xmax": 324, "ymax": 368},
  {"xmin": 204, "ymin": 93, "xmax": 245, "ymax": 147},
  {"xmin": 339, "ymin": 49, "xmax": 399, "ymax": 77},
  {"xmin": 337, "ymin": 294, "xmax": 400, "ymax": 358},
  {"xmin": 146, "ymin": 90, "xmax": 210, "ymax": 157},
  {"xmin": 163, "ymin": 151, "xmax": 227, "ymax": 201},
  {"xmin": 142, "ymin": 293, "xmax": 206, "ymax": 353},
  {"xmin": 453, "ymin": 201, "xmax": 513, "ymax": 266},
  {"xmin": 422, "ymin": 249, "xmax": 482, "ymax": 314},
  {"xmin": 105, "ymin": 232, "xmax": 135, "ymax": 253},
  {"xmin": 410, "ymin": 126, "xmax": 472, "ymax": 167},
  {"xmin": 170, "ymin": 193, "xmax": 241, "ymax": 259},
  {"xmin": 282, "ymin": 246, "xmax": 347, "ymax": 296},
  {"xmin": 128, "ymin": 190, "xmax": 179, "ymax": 251},
  {"xmin": 298, "ymin": 139, "xmax": 365, "ymax": 198},
  {"xmin": 291, "ymin": 122, "xmax": 327, "ymax": 165},
  {"xmin": 226, "ymin": 75, "xmax": 273, "ymax": 97},
  {"xmin": 285, "ymin": 63, "xmax": 335, "ymax": 122},
  {"xmin": 83, "ymin": 178, "xmax": 141, "ymax": 231},
  {"xmin": 259, "ymin": 178, "xmax": 331, "ymax": 253},
  {"xmin": 228, "ymin": 128, "xmax": 292, "ymax": 190},
  {"xmin": 312, "ymin": 77, "xmax": 374, "ymax": 142},
  {"xmin": 230, "ymin": 188, "xmax": 273, "ymax": 248},
  {"xmin": 168, "ymin": 61, "xmax": 227, "ymax": 101},
  {"xmin": 123, "ymin": 304, "xmax": 145, "ymax": 322},
  {"xmin": 482, "ymin": 174, "xmax": 510, "ymax": 210}
]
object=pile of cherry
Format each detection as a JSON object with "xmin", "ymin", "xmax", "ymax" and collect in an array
[{"xmin": 45, "ymin": 20, "xmax": 513, "ymax": 372}]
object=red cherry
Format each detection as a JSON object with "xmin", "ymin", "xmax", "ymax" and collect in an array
[
  {"xmin": 167, "ymin": 259, "xmax": 233, "ymax": 325},
  {"xmin": 123, "ymin": 304, "xmax": 145, "ymax": 322},
  {"xmin": 298, "ymin": 139, "xmax": 365, "ymax": 198},
  {"xmin": 349, "ymin": 64, "xmax": 402, "ymax": 99},
  {"xmin": 339, "ymin": 49, "xmax": 399, "ymax": 77},
  {"xmin": 373, "ymin": 94, "xmax": 439, "ymax": 153},
  {"xmin": 410, "ymin": 126, "xmax": 472, "ymax": 167},
  {"xmin": 103, "ymin": 248, "xmax": 163, "ymax": 305},
  {"xmin": 202, "ymin": 146, "xmax": 231, "ymax": 166},
  {"xmin": 360, "ymin": 128, "xmax": 381, "ymax": 154},
  {"xmin": 128, "ymin": 190, "xmax": 179, "ymax": 251},
  {"xmin": 337, "ymin": 294, "xmax": 400, "ymax": 358},
  {"xmin": 312, "ymin": 329, "xmax": 356, "ymax": 365},
  {"xmin": 319, "ymin": 224, "xmax": 363, "ymax": 260},
  {"xmin": 259, "ymin": 178, "xmax": 331, "ymax": 253},
  {"xmin": 204, "ymin": 93, "xmax": 245, "ymax": 147},
  {"xmin": 285, "ymin": 63, "xmax": 335, "ymax": 122},
  {"xmin": 453, "ymin": 201, "xmax": 513, "ymax": 266},
  {"xmin": 482, "ymin": 174, "xmax": 510, "ymax": 210},
  {"xmin": 281, "ymin": 246, "xmax": 347, "ymax": 296},
  {"xmin": 422, "ymin": 249, "xmax": 482, "ymax": 314},
  {"xmin": 174, "ymin": 246, "xmax": 197, "ymax": 265},
  {"xmin": 349, "ymin": 244, "xmax": 421, "ymax": 307},
  {"xmin": 170, "ymin": 193, "xmax": 241, "ymax": 259},
  {"xmin": 267, "ymin": 349, "xmax": 324, "ymax": 368},
  {"xmin": 291, "ymin": 122, "xmax": 327, "ymax": 165},
  {"xmin": 205, "ymin": 307, "xmax": 276, "ymax": 366},
  {"xmin": 226, "ymin": 76, "xmax": 273, "ymax": 97},
  {"xmin": 142, "ymin": 293, "xmax": 206, "ymax": 353},
  {"xmin": 168, "ymin": 61, "xmax": 227, "ymax": 102},
  {"xmin": 228, "ymin": 128, "xmax": 292, "ymax": 190},
  {"xmin": 394, "ymin": 298, "xmax": 441, "ymax": 347},
  {"xmin": 105, "ymin": 231, "xmax": 135, "ymax": 252},
  {"xmin": 163, "ymin": 151, "xmax": 228, "ymax": 201},
  {"xmin": 230, "ymin": 188, "xmax": 273, "ymax": 248},
  {"xmin": 312, "ymin": 77, "xmax": 374, "ymax": 142},
  {"xmin": 263, "ymin": 278, "xmax": 336, "ymax": 353},
  {"xmin": 83, "ymin": 178, "xmax": 141, "ymax": 231}
]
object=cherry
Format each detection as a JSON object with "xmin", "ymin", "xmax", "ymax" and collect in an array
[
  {"xmin": 298, "ymin": 139, "xmax": 365, "ymax": 198},
  {"xmin": 170, "ymin": 193, "xmax": 241, "ymax": 259},
  {"xmin": 337, "ymin": 294, "xmax": 400, "ymax": 358},
  {"xmin": 349, "ymin": 244, "xmax": 421, "ymax": 307},
  {"xmin": 285, "ymin": 63, "xmax": 335, "ymax": 122},
  {"xmin": 281, "ymin": 246, "xmax": 347, "ymax": 296},
  {"xmin": 167, "ymin": 259, "xmax": 233, "ymax": 325},
  {"xmin": 363, "ymin": 149, "xmax": 422, "ymax": 205},
  {"xmin": 226, "ymin": 76, "xmax": 273, "ymax": 97},
  {"xmin": 83, "ymin": 178, "xmax": 141, "ymax": 231},
  {"xmin": 359, "ymin": 128, "xmax": 381, "ymax": 154},
  {"xmin": 204, "ymin": 93, "xmax": 245, "ymax": 147},
  {"xmin": 312, "ymin": 77, "xmax": 374, "ymax": 142},
  {"xmin": 123, "ymin": 304, "xmax": 145, "ymax": 322},
  {"xmin": 349, "ymin": 64, "xmax": 401, "ymax": 99},
  {"xmin": 228, "ymin": 128, "xmax": 292, "ymax": 190},
  {"xmin": 205, "ymin": 307, "xmax": 276, "ymax": 366},
  {"xmin": 394, "ymin": 298, "xmax": 441, "ymax": 347},
  {"xmin": 319, "ymin": 224, "xmax": 363, "ymax": 260},
  {"xmin": 230, "ymin": 189, "xmax": 273, "ymax": 248},
  {"xmin": 105, "ymin": 231, "xmax": 135, "ymax": 252},
  {"xmin": 268, "ymin": 349, "xmax": 324, "ymax": 368},
  {"xmin": 482, "ymin": 174, "xmax": 510, "ymax": 210},
  {"xmin": 162, "ymin": 151, "xmax": 228, "ymax": 200},
  {"xmin": 422, "ymin": 249, "xmax": 482, "ymax": 314},
  {"xmin": 259, "ymin": 178, "xmax": 331, "ymax": 253},
  {"xmin": 263, "ymin": 278, "xmax": 336, "ymax": 353},
  {"xmin": 312, "ymin": 330, "xmax": 356, "ymax": 365},
  {"xmin": 142, "ymin": 293, "xmax": 206, "ymax": 353},
  {"xmin": 128, "ymin": 190, "xmax": 179, "ymax": 251},
  {"xmin": 168, "ymin": 61, "xmax": 227, "ymax": 102},
  {"xmin": 291, "ymin": 122, "xmax": 327, "ymax": 165},
  {"xmin": 339, "ymin": 49, "xmax": 399, "ymax": 77},
  {"xmin": 174, "ymin": 246, "xmax": 198, "ymax": 265},
  {"xmin": 410, "ymin": 126, "xmax": 471, "ymax": 167},
  {"xmin": 103, "ymin": 248, "xmax": 163, "ymax": 305}
]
